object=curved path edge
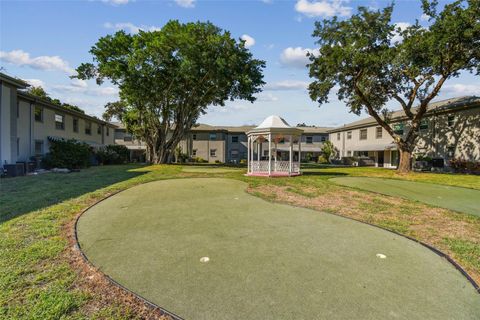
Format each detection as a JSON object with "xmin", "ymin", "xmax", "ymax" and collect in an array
[{"xmin": 72, "ymin": 178, "xmax": 479, "ymax": 319}]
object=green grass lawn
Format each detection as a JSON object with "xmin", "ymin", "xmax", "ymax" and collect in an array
[
  {"xmin": 330, "ymin": 177, "xmax": 480, "ymax": 216},
  {"xmin": 1, "ymin": 164, "xmax": 479, "ymax": 319},
  {"xmin": 77, "ymin": 178, "xmax": 480, "ymax": 319}
]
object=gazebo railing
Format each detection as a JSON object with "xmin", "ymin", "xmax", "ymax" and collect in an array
[{"xmin": 250, "ymin": 161, "xmax": 300, "ymax": 174}]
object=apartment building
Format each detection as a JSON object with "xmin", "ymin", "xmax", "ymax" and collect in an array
[
  {"xmin": 177, "ymin": 124, "xmax": 330, "ymax": 163},
  {"xmin": 115, "ymin": 123, "xmax": 330, "ymax": 164},
  {"xmin": 0, "ymin": 73, "xmax": 116, "ymax": 171},
  {"xmin": 329, "ymin": 96, "xmax": 480, "ymax": 168}
]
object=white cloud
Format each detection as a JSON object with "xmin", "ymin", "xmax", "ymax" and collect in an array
[
  {"xmin": 0, "ymin": 50, "xmax": 74, "ymax": 74},
  {"xmin": 101, "ymin": 0, "xmax": 130, "ymax": 5},
  {"xmin": 442, "ymin": 83, "xmax": 480, "ymax": 96},
  {"xmin": 264, "ymin": 80, "xmax": 309, "ymax": 91},
  {"xmin": 391, "ymin": 22, "xmax": 411, "ymax": 44},
  {"xmin": 241, "ymin": 34, "xmax": 255, "ymax": 48},
  {"xmin": 420, "ymin": 13, "xmax": 430, "ymax": 21},
  {"xmin": 104, "ymin": 22, "xmax": 160, "ymax": 34},
  {"xmin": 256, "ymin": 92, "xmax": 279, "ymax": 101},
  {"xmin": 174, "ymin": 0, "xmax": 195, "ymax": 8},
  {"xmin": 294, "ymin": 0, "xmax": 352, "ymax": 18},
  {"xmin": 24, "ymin": 79, "xmax": 46, "ymax": 88},
  {"xmin": 280, "ymin": 47, "xmax": 318, "ymax": 68}
]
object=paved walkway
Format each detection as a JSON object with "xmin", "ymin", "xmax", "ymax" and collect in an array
[{"xmin": 77, "ymin": 178, "xmax": 480, "ymax": 319}]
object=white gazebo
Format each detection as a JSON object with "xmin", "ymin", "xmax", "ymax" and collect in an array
[{"xmin": 246, "ymin": 115, "xmax": 303, "ymax": 177}]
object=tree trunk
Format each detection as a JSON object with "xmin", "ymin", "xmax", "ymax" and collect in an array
[{"xmin": 397, "ymin": 148, "xmax": 412, "ymax": 173}]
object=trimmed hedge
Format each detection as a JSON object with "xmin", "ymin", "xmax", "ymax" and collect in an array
[{"xmin": 43, "ymin": 138, "xmax": 92, "ymax": 169}]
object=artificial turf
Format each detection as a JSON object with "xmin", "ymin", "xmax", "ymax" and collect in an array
[
  {"xmin": 77, "ymin": 178, "xmax": 480, "ymax": 320},
  {"xmin": 330, "ymin": 177, "xmax": 480, "ymax": 217}
]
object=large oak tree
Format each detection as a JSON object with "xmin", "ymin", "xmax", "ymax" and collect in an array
[
  {"xmin": 76, "ymin": 20, "xmax": 265, "ymax": 163},
  {"xmin": 308, "ymin": 0, "xmax": 479, "ymax": 172}
]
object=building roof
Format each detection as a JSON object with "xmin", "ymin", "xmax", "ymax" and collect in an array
[
  {"xmin": 18, "ymin": 91, "xmax": 117, "ymax": 128},
  {"xmin": 0, "ymin": 72, "xmax": 29, "ymax": 89},
  {"xmin": 328, "ymin": 96, "xmax": 480, "ymax": 133}
]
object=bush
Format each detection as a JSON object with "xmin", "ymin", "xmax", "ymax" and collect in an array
[
  {"xmin": 239, "ymin": 159, "xmax": 247, "ymax": 165},
  {"xmin": 214, "ymin": 160, "xmax": 223, "ymax": 164},
  {"xmin": 449, "ymin": 158, "xmax": 480, "ymax": 174},
  {"xmin": 193, "ymin": 157, "xmax": 207, "ymax": 163},
  {"xmin": 96, "ymin": 145, "xmax": 130, "ymax": 165},
  {"xmin": 43, "ymin": 138, "xmax": 92, "ymax": 169},
  {"xmin": 318, "ymin": 155, "xmax": 329, "ymax": 164}
]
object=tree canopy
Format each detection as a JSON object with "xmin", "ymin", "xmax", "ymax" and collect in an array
[
  {"xmin": 308, "ymin": 0, "xmax": 479, "ymax": 172},
  {"xmin": 76, "ymin": 20, "xmax": 265, "ymax": 163}
]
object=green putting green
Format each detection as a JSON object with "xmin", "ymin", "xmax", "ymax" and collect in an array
[
  {"xmin": 331, "ymin": 177, "xmax": 480, "ymax": 216},
  {"xmin": 77, "ymin": 178, "xmax": 479, "ymax": 319}
]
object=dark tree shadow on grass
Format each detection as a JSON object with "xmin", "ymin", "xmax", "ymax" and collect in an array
[{"xmin": 0, "ymin": 165, "xmax": 147, "ymax": 223}]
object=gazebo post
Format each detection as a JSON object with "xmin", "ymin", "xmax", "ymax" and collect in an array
[
  {"xmin": 289, "ymin": 135, "xmax": 293, "ymax": 175},
  {"xmin": 268, "ymin": 133, "xmax": 272, "ymax": 176},
  {"xmin": 298, "ymin": 136, "xmax": 302, "ymax": 172},
  {"xmin": 247, "ymin": 136, "xmax": 251, "ymax": 173}
]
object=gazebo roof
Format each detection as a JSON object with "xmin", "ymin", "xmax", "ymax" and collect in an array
[{"xmin": 247, "ymin": 115, "xmax": 303, "ymax": 136}]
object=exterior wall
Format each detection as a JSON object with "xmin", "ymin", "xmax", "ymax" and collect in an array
[
  {"xmin": 225, "ymin": 132, "xmax": 248, "ymax": 163},
  {"xmin": 329, "ymin": 105, "xmax": 480, "ymax": 166},
  {"xmin": 0, "ymin": 83, "xmax": 12, "ymax": 165},
  {"xmin": 0, "ymin": 85, "xmax": 116, "ymax": 169},
  {"xmin": 187, "ymin": 131, "xmax": 226, "ymax": 163}
]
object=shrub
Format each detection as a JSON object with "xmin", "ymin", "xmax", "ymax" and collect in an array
[
  {"xmin": 43, "ymin": 138, "xmax": 92, "ymax": 169},
  {"xmin": 214, "ymin": 160, "xmax": 223, "ymax": 164},
  {"xmin": 318, "ymin": 155, "xmax": 329, "ymax": 164},
  {"xmin": 193, "ymin": 157, "xmax": 207, "ymax": 163},
  {"xmin": 96, "ymin": 145, "xmax": 130, "ymax": 165},
  {"xmin": 449, "ymin": 158, "xmax": 480, "ymax": 174},
  {"xmin": 239, "ymin": 159, "xmax": 247, "ymax": 165}
]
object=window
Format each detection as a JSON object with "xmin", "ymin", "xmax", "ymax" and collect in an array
[
  {"xmin": 209, "ymin": 133, "xmax": 217, "ymax": 140},
  {"xmin": 106, "ymin": 127, "xmax": 110, "ymax": 136},
  {"xmin": 376, "ymin": 127, "xmax": 382, "ymax": 139},
  {"xmin": 73, "ymin": 118, "xmax": 79, "ymax": 133},
  {"xmin": 231, "ymin": 149, "xmax": 239, "ymax": 158},
  {"xmin": 347, "ymin": 150, "xmax": 352, "ymax": 156},
  {"xmin": 97, "ymin": 125, "xmax": 102, "ymax": 135},
  {"xmin": 192, "ymin": 149, "xmax": 197, "ymax": 156},
  {"xmin": 337, "ymin": 132, "xmax": 340, "ymax": 141},
  {"xmin": 347, "ymin": 131, "xmax": 352, "ymax": 140},
  {"xmin": 393, "ymin": 123, "xmax": 404, "ymax": 135},
  {"xmin": 210, "ymin": 149, "xmax": 217, "ymax": 157},
  {"xmin": 55, "ymin": 114, "xmax": 65, "ymax": 130},
  {"xmin": 124, "ymin": 135, "xmax": 133, "ymax": 142},
  {"xmin": 232, "ymin": 136, "xmax": 239, "ymax": 143},
  {"xmin": 306, "ymin": 136, "xmax": 313, "ymax": 144},
  {"xmin": 419, "ymin": 119, "xmax": 428, "ymax": 131},
  {"xmin": 192, "ymin": 134, "xmax": 197, "ymax": 140},
  {"xmin": 447, "ymin": 115, "xmax": 455, "ymax": 127},
  {"xmin": 321, "ymin": 136, "xmax": 326, "ymax": 142},
  {"xmin": 85, "ymin": 122, "xmax": 92, "ymax": 135},
  {"xmin": 34, "ymin": 106, "xmax": 43, "ymax": 122},
  {"xmin": 447, "ymin": 146, "xmax": 455, "ymax": 158},
  {"xmin": 359, "ymin": 129, "xmax": 367, "ymax": 140},
  {"xmin": 35, "ymin": 140, "xmax": 44, "ymax": 156}
]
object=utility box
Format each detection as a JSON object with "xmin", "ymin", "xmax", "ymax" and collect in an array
[{"xmin": 3, "ymin": 163, "xmax": 25, "ymax": 177}]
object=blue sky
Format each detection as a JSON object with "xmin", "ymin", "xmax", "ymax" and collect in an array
[{"xmin": 1, "ymin": 0, "xmax": 478, "ymax": 127}]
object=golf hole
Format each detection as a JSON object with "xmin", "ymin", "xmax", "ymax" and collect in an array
[
  {"xmin": 376, "ymin": 253, "xmax": 387, "ymax": 259},
  {"xmin": 200, "ymin": 256, "xmax": 210, "ymax": 263}
]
